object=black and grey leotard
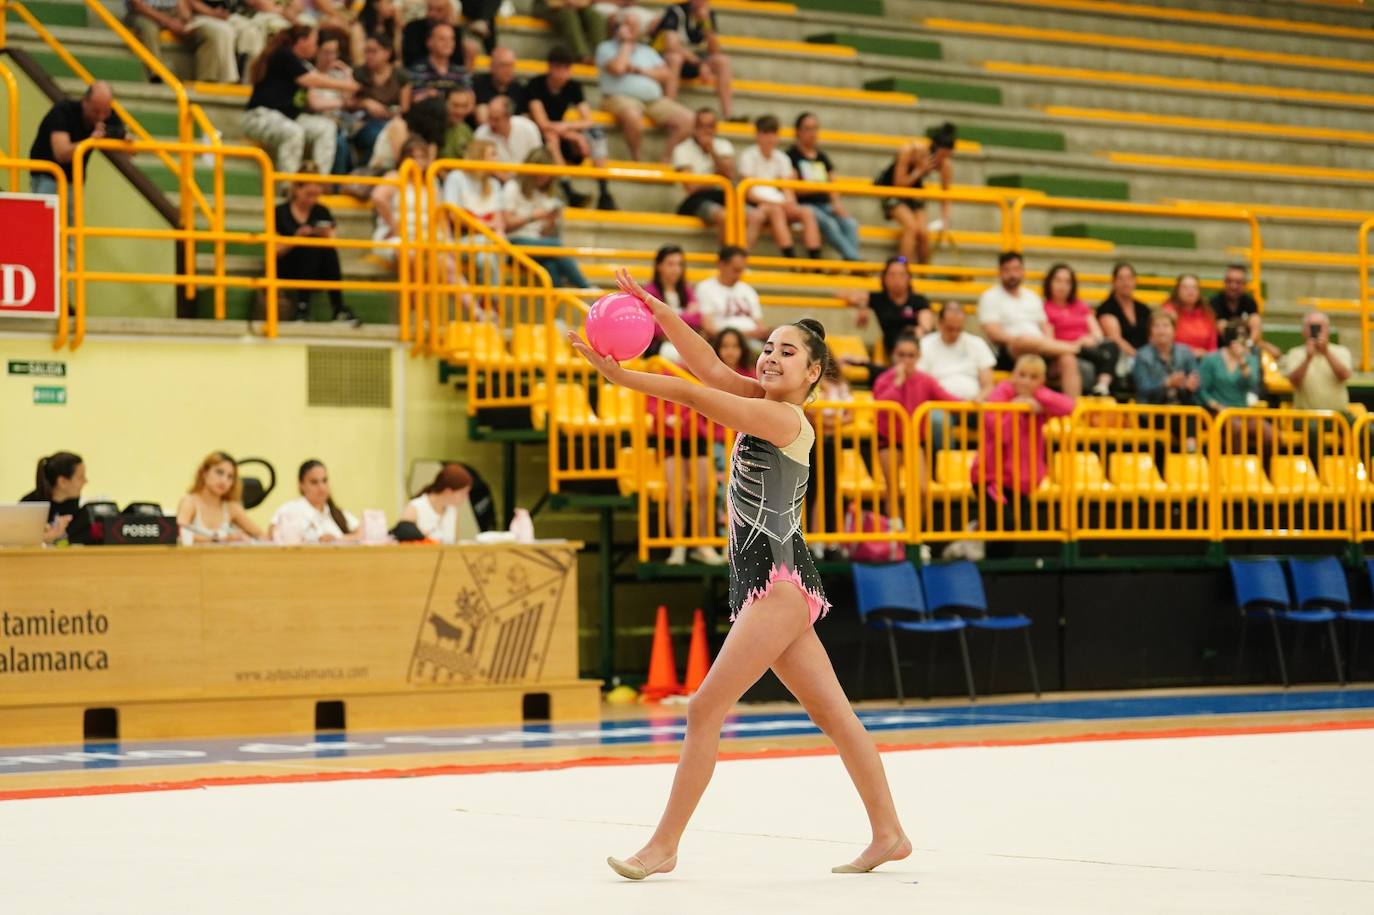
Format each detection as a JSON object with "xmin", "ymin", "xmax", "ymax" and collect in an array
[{"xmin": 726, "ymin": 402, "xmax": 831, "ymax": 624}]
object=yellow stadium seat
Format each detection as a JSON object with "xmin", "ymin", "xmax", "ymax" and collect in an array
[
  {"xmin": 617, "ymin": 446, "xmax": 666, "ymax": 500},
  {"xmin": 447, "ymin": 321, "xmax": 509, "ymax": 367},
  {"xmin": 1164, "ymin": 454, "xmax": 1210, "ymax": 494},
  {"xmin": 927, "ymin": 450, "xmax": 976, "ymax": 499},
  {"xmin": 1321, "ymin": 456, "xmax": 1369, "ymax": 495},
  {"xmin": 1217, "ymin": 455, "xmax": 1274, "ymax": 495},
  {"xmin": 510, "ymin": 323, "xmax": 576, "ymax": 368},
  {"xmin": 1107, "ymin": 452, "xmax": 1169, "ymax": 496},
  {"xmin": 826, "ymin": 335, "xmax": 872, "ymax": 384},
  {"xmin": 532, "ymin": 383, "xmax": 598, "ymax": 432},
  {"xmin": 838, "ymin": 449, "xmax": 882, "ymax": 500},
  {"xmin": 839, "ymin": 391, "xmax": 878, "ymax": 437},
  {"xmin": 598, "ymin": 383, "xmax": 653, "ymax": 433},
  {"xmin": 1040, "ymin": 451, "xmax": 1110, "ymax": 499},
  {"xmin": 1270, "ymin": 456, "xmax": 1337, "ymax": 497}
]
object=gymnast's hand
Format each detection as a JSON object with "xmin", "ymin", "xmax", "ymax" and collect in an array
[
  {"xmin": 568, "ymin": 331, "xmax": 628, "ymax": 383},
  {"xmin": 615, "ymin": 267, "xmax": 670, "ymax": 321}
]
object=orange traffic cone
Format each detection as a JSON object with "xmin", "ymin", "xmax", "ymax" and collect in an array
[
  {"xmin": 640, "ymin": 605, "xmax": 682, "ymax": 701},
  {"xmin": 683, "ymin": 609, "xmax": 711, "ymax": 693}
]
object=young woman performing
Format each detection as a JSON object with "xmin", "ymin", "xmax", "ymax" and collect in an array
[{"xmin": 568, "ymin": 268, "xmax": 910, "ymax": 881}]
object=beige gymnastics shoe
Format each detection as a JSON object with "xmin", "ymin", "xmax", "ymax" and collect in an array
[{"xmin": 607, "ymin": 853, "xmax": 677, "ymax": 881}]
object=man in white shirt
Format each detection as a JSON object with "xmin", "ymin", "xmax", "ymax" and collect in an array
[
  {"xmin": 737, "ymin": 114, "xmax": 821, "ymax": 260},
  {"xmin": 918, "ymin": 302, "xmax": 995, "ymax": 401},
  {"xmin": 671, "ymin": 107, "xmax": 735, "ymax": 242},
  {"xmin": 695, "ymin": 245, "xmax": 766, "ymax": 340},
  {"xmin": 473, "ymin": 95, "xmax": 543, "ymax": 173},
  {"xmin": 977, "ymin": 251, "xmax": 1082, "ymax": 387}
]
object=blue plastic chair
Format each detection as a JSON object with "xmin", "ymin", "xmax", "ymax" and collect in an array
[
  {"xmin": 1229, "ymin": 558, "xmax": 1343, "ymax": 687},
  {"xmin": 851, "ymin": 562, "xmax": 975, "ymax": 704},
  {"xmin": 1283, "ymin": 557, "xmax": 1359, "ymax": 684},
  {"xmin": 921, "ymin": 560, "xmax": 1041, "ymax": 698}
]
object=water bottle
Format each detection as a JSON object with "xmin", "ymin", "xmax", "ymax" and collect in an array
[{"xmin": 509, "ymin": 508, "xmax": 534, "ymax": 544}]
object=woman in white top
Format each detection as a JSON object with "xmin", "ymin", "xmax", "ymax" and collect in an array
[
  {"xmin": 502, "ymin": 147, "xmax": 589, "ymax": 288},
  {"xmin": 269, "ymin": 459, "xmax": 361, "ymax": 543},
  {"xmin": 176, "ymin": 451, "xmax": 265, "ymax": 544},
  {"xmin": 373, "ymin": 136, "xmax": 468, "ymax": 316},
  {"xmin": 399, "ymin": 462, "xmax": 472, "ymax": 544},
  {"xmin": 737, "ymin": 115, "xmax": 821, "ymax": 259},
  {"xmin": 442, "ymin": 138, "xmax": 504, "ymax": 313}
]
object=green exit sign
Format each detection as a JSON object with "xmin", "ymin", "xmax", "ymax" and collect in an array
[
  {"xmin": 33, "ymin": 385, "xmax": 66, "ymax": 405},
  {"xmin": 9, "ymin": 360, "xmax": 66, "ymax": 376}
]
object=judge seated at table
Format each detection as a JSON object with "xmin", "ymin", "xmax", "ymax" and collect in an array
[
  {"xmin": 269, "ymin": 459, "xmax": 361, "ymax": 543},
  {"xmin": 175, "ymin": 451, "xmax": 265, "ymax": 543},
  {"xmin": 21, "ymin": 450, "xmax": 87, "ymax": 544},
  {"xmin": 399, "ymin": 462, "xmax": 472, "ymax": 544}
]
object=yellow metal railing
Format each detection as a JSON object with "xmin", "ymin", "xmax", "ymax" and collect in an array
[
  {"xmin": 1354, "ymin": 413, "xmax": 1374, "ymax": 543},
  {"xmin": 0, "ymin": 57, "xmax": 18, "ymax": 187}
]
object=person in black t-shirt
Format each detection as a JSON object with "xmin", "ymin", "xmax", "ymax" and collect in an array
[
  {"xmin": 785, "ymin": 112, "xmax": 859, "ymax": 261},
  {"xmin": 523, "ymin": 44, "xmax": 615, "ymax": 209},
  {"xmin": 401, "ymin": 0, "xmax": 476, "ymax": 70},
  {"xmin": 274, "ymin": 170, "xmax": 357, "ymax": 324},
  {"xmin": 242, "ymin": 25, "xmax": 359, "ymax": 174},
  {"xmin": 20, "ymin": 451, "xmax": 86, "ymax": 543},
  {"xmin": 873, "ymin": 122, "xmax": 955, "ymax": 265},
  {"xmin": 1095, "ymin": 262, "xmax": 1152, "ymax": 358},
  {"xmin": 1210, "ymin": 262, "xmax": 1278, "ymax": 358},
  {"xmin": 651, "ymin": 0, "xmax": 738, "ymax": 120},
  {"xmin": 840, "ymin": 256, "xmax": 933, "ymax": 358},
  {"xmin": 472, "ymin": 46, "xmax": 526, "ymax": 124},
  {"xmin": 29, "ymin": 83, "xmax": 123, "ymax": 196}
]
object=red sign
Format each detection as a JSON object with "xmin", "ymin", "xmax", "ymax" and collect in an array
[{"xmin": 0, "ymin": 193, "xmax": 59, "ymax": 319}]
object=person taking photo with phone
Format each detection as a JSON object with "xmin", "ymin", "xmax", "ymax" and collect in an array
[{"xmin": 274, "ymin": 168, "xmax": 359, "ymax": 324}]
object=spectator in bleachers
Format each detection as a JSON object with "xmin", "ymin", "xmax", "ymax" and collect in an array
[
  {"xmin": 840, "ymin": 256, "xmax": 933, "ymax": 358},
  {"xmin": 291, "ymin": 0, "xmax": 350, "ymax": 30},
  {"xmin": 645, "ymin": 244, "xmax": 700, "ymax": 355},
  {"xmin": 408, "ymin": 22, "xmax": 469, "ymax": 104},
  {"xmin": 22, "ymin": 451, "xmax": 86, "ymax": 544},
  {"xmin": 29, "ymin": 82, "xmax": 122, "ymax": 204},
  {"xmin": 275, "ymin": 168, "xmax": 358, "ymax": 323},
  {"xmin": 712, "ymin": 326, "xmax": 754, "ymax": 378},
  {"xmin": 787, "ymin": 113, "xmax": 859, "ymax": 262},
  {"xmin": 651, "ymin": 0, "xmax": 739, "ymax": 122},
  {"xmin": 1162, "ymin": 274, "xmax": 1217, "ymax": 357},
  {"xmin": 1042, "ymin": 263, "xmax": 1116, "ymax": 397},
  {"xmin": 126, "ymin": 0, "xmax": 239, "ymax": 83},
  {"xmin": 305, "ymin": 30, "xmax": 358, "ymax": 173},
  {"xmin": 230, "ymin": 1, "xmax": 297, "ymax": 77},
  {"xmin": 695, "ymin": 245, "xmax": 765, "ymax": 341},
  {"xmin": 738, "ymin": 115, "xmax": 822, "ymax": 260},
  {"xmin": 534, "ymin": 0, "xmax": 606, "ymax": 65},
  {"xmin": 474, "ymin": 95, "xmax": 543, "ymax": 173},
  {"xmin": 1132, "ymin": 312, "xmax": 1200, "ymax": 407},
  {"xmin": 595, "ymin": 12, "xmax": 691, "ymax": 162},
  {"xmin": 672, "ymin": 107, "xmax": 736, "ymax": 243},
  {"xmin": 399, "ymin": 462, "xmax": 471, "ymax": 544},
  {"xmin": 978, "ymin": 252, "xmax": 1082, "ymax": 383},
  {"xmin": 176, "ymin": 451, "xmax": 265, "ymax": 543},
  {"xmin": 375, "ymin": 136, "xmax": 465, "ymax": 313},
  {"xmin": 243, "ymin": 26, "xmax": 359, "ymax": 175},
  {"xmin": 350, "ymin": 31, "xmax": 411, "ymax": 170},
  {"xmin": 472, "ymin": 46, "xmax": 526, "ymax": 124},
  {"xmin": 594, "ymin": 0, "xmax": 655, "ymax": 32},
  {"xmin": 1281, "ymin": 311, "xmax": 1352, "ymax": 414},
  {"xmin": 1200, "ymin": 321, "xmax": 1262, "ymax": 414},
  {"xmin": 503, "ymin": 148, "xmax": 589, "ymax": 288},
  {"xmin": 269, "ymin": 459, "xmax": 361, "ymax": 542},
  {"xmin": 875, "ymin": 330, "xmax": 958, "ymax": 508},
  {"xmin": 523, "ymin": 45, "xmax": 616, "ymax": 210},
  {"xmin": 351, "ymin": 0, "xmax": 402, "ymax": 65},
  {"xmin": 1096, "ymin": 262, "xmax": 1152, "ymax": 362},
  {"xmin": 918, "ymin": 301, "xmax": 995, "ymax": 403},
  {"xmin": 1211, "ymin": 262, "xmax": 1278, "ymax": 358},
  {"xmin": 402, "ymin": 0, "xmax": 473, "ymax": 71},
  {"xmin": 874, "ymin": 123, "xmax": 956, "ymax": 265},
  {"xmin": 460, "ymin": 0, "xmax": 501, "ymax": 54},
  {"xmin": 443, "ymin": 137, "xmax": 504, "ymax": 229},
  {"xmin": 438, "ymin": 86, "xmax": 476, "ymax": 159}
]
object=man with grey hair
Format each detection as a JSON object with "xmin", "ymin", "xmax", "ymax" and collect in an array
[{"xmin": 1281, "ymin": 310, "xmax": 1352, "ymax": 414}]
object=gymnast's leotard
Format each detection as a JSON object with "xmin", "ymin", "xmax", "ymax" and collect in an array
[{"xmin": 726, "ymin": 401, "xmax": 831, "ymax": 624}]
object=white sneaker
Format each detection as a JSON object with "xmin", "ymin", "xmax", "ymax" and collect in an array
[
  {"xmin": 918, "ymin": 544, "xmax": 931, "ymax": 563},
  {"xmin": 964, "ymin": 539, "xmax": 986, "ymax": 561},
  {"xmin": 666, "ymin": 546, "xmax": 687, "ymax": 566},
  {"xmin": 690, "ymin": 546, "xmax": 726, "ymax": 565},
  {"xmin": 811, "ymin": 543, "xmax": 825, "ymax": 561},
  {"xmin": 942, "ymin": 540, "xmax": 967, "ymax": 560}
]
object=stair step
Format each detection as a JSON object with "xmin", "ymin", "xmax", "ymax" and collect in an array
[
  {"xmin": 794, "ymin": 0, "xmax": 884, "ymax": 15},
  {"xmin": 141, "ymin": 164, "xmax": 264, "ymax": 196},
  {"xmin": 939, "ymin": 123, "xmax": 1065, "ymax": 152},
  {"xmin": 985, "ymin": 173, "xmax": 1131, "ymax": 200},
  {"xmin": 193, "ymin": 287, "xmax": 397, "ymax": 324},
  {"xmin": 29, "ymin": 48, "xmax": 145, "ymax": 83},
  {"xmin": 24, "ymin": 0, "xmax": 88, "ymax": 28},
  {"xmin": 863, "ymin": 76, "xmax": 1001, "ymax": 106},
  {"xmin": 808, "ymin": 32, "xmax": 942, "ymax": 60},
  {"xmin": 1051, "ymin": 223, "xmax": 1197, "ymax": 250},
  {"xmin": 126, "ymin": 108, "xmax": 181, "ymax": 137}
]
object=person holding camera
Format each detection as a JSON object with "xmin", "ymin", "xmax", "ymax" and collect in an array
[
  {"xmin": 1281, "ymin": 311, "xmax": 1352, "ymax": 414},
  {"xmin": 274, "ymin": 169, "xmax": 359, "ymax": 323},
  {"xmin": 29, "ymin": 83, "xmax": 124, "ymax": 203}
]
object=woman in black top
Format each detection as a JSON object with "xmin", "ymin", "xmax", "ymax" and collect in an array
[
  {"xmin": 1096, "ymin": 261, "xmax": 1152, "ymax": 357},
  {"xmin": 21, "ymin": 451, "xmax": 85, "ymax": 542},
  {"xmin": 840, "ymin": 256, "xmax": 933, "ymax": 358},
  {"xmin": 275, "ymin": 171, "xmax": 357, "ymax": 324},
  {"xmin": 873, "ymin": 122, "xmax": 956, "ymax": 265}
]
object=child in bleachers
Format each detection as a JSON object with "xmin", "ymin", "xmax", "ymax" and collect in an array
[{"xmin": 969, "ymin": 353, "xmax": 1074, "ymax": 512}]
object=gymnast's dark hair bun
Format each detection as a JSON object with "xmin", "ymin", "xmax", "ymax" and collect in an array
[{"xmin": 795, "ymin": 317, "xmax": 826, "ymax": 341}]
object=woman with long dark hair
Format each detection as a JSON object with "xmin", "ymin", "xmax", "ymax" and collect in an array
[
  {"xmin": 1041, "ymin": 262, "xmax": 1117, "ymax": 397},
  {"xmin": 576, "ymin": 269, "xmax": 909, "ymax": 880},
  {"xmin": 268, "ymin": 460, "xmax": 360, "ymax": 543},
  {"xmin": 21, "ymin": 451, "xmax": 86, "ymax": 543},
  {"xmin": 351, "ymin": 0, "xmax": 402, "ymax": 64},
  {"xmin": 645, "ymin": 244, "xmax": 699, "ymax": 358}
]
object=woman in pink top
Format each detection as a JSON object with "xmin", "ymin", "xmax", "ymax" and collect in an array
[
  {"xmin": 1162, "ymin": 273, "xmax": 1217, "ymax": 357},
  {"xmin": 873, "ymin": 331, "xmax": 958, "ymax": 513},
  {"xmin": 1041, "ymin": 262, "xmax": 1117, "ymax": 397},
  {"xmin": 645, "ymin": 245, "xmax": 701, "ymax": 357},
  {"xmin": 969, "ymin": 354, "xmax": 1075, "ymax": 505}
]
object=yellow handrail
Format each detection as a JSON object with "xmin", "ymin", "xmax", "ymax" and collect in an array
[{"xmin": 0, "ymin": 58, "xmax": 18, "ymax": 188}]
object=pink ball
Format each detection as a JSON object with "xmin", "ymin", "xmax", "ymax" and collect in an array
[{"xmin": 585, "ymin": 292, "xmax": 655, "ymax": 361}]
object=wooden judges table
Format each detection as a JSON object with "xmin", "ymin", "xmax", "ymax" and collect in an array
[{"xmin": 0, "ymin": 542, "xmax": 600, "ymax": 744}]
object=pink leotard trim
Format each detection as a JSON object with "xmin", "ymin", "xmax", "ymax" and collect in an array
[{"xmin": 732, "ymin": 562, "xmax": 832, "ymax": 626}]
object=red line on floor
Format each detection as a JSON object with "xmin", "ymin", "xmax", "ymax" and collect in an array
[{"xmin": 3, "ymin": 717, "xmax": 1371, "ymax": 802}]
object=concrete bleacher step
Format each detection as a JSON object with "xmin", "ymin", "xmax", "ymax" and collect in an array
[
  {"xmin": 807, "ymin": 32, "xmax": 943, "ymax": 60},
  {"xmin": 142, "ymin": 164, "xmax": 263, "ymax": 197},
  {"xmin": 24, "ymin": 0, "xmax": 88, "ymax": 27},
  {"xmin": 1051, "ymin": 223, "xmax": 1197, "ymax": 250},
  {"xmin": 192, "ymin": 287, "xmax": 397, "ymax": 324},
  {"xmin": 936, "ymin": 122, "xmax": 1066, "ymax": 152},
  {"xmin": 862, "ymin": 75, "xmax": 1002, "ymax": 106},
  {"xmin": 794, "ymin": 0, "xmax": 885, "ymax": 15},
  {"xmin": 27, "ymin": 47, "xmax": 145, "ymax": 83},
  {"xmin": 985, "ymin": 173, "xmax": 1131, "ymax": 199}
]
